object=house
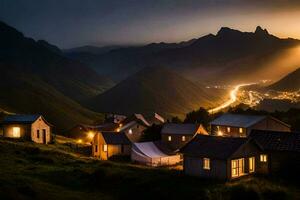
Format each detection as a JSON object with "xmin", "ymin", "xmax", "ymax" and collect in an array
[
  {"xmin": 249, "ymin": 130, "xmax": 300, "ymax": 176},
  {"xmin": 118, "ymin": 114, "xmax": 151, "ymax": 142},
  {"xmin": 210, "ymin": 114, "xmax": 290, "ymax": 137},
  {"xmin": 145, "ymin": 113, "xmax": 165, "ymax": 125},
  {"xmin": 161, "ymin": 123, "xmax": 208, "ymax": 150},
  {"xmin": 0, "ymin": 114, "xmax": 51, "ymax": 144},
  {"xmin": 92, "ymin": 131, "xmax": 131, "ymax": 160},
  {"xmin": 180, "ymin": 135, "xmax": 262, "ymax": 180},
  {"xmin": 131, "ymin": 141, "xmax": 181, "ymax": 166},
  {"xmin": 105, "ymin": 113, "xmax": 127, "ymax": 124}
]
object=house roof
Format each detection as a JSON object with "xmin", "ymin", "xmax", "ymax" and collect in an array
[
  {"xmin": 180, "ymin": 135, "xmax": 249, "ymax": 159},
  {"xmin": 249, "ymin": 130, "xmax": 300, "ymax": 153},
  {"xmin": 210, "ymin": 114, "xmax": 266, "ymax": 128},
  {"xmin": 101, "ymin": 132, "xmax": 131, "ymax": 145},
  {"xmin": 161, "ymin": 123, "xmax": 200, "ymax": 135},
  {"xmin": 121, "ymin": 113, "xmax": 151, "ymax": 128},
  {"xmin": 2, "ymin": 114, "xmax": 41, "ymax": 124}
]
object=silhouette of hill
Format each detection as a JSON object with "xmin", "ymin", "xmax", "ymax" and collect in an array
[
  {"xmin": 0, "ymin": 21, "xmax": 113, "ymax": 130},
  {"xmin": 87, "ymin": 67, "xmax": 221, "ymax": 118},
  {"xmin": 269, "ymin": 68, "xmax": 300, "ymax": 91}
]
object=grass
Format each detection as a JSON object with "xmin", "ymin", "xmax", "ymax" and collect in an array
[{"xmin": 0, "ymin": 137, "xmax": 299, "ymax": 200}]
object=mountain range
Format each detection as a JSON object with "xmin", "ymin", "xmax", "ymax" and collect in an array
[
  {"xmin": 67, "ymin": 26, "xmax": 300, "ymax": 84},
  {"xmin": 0, "ymin": 21, "xmax": 113, "ymax": 130}
]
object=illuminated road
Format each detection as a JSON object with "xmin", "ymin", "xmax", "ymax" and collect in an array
[{"xmin": 208, "ymin": 83, "xmax": 256, "ymax": 114}]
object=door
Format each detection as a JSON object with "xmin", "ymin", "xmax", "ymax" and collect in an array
[
  {"xmin": 231, "ymin": 158, "xmax": 245, "ymax": 178},
  {"xmin": 42, "ymin": 129, "xmax": 47, "ymax": 144}
]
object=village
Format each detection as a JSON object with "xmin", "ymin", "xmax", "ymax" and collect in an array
[{"xmin": 0, "ymin": 111, "xmax": 299, "ymax": 181}]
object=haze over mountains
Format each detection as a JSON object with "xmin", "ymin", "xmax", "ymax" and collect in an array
[
  {"xmin": 269, "ymin": 67, "xmax": 300, "ymax": 91},
  {"xmin": 0, "ymin": 21, "xmax": 113, "ymax": 130},
  {"xmin": 66, "ymin": 26, "xmax": 300, "ymax": 85}
]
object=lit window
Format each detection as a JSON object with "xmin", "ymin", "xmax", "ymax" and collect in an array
[
  {"xmin": 249, "ymin": 157, "xmax": 255, "ymax": 173},
  {"xmin": 12, "ymin": 127, "xmax": 20, "ymax": 138},
  {"xmin": 227, "ymin": 127, "xmax": 231, "ymax": 133},
  {"xmin": 103, "ymin": 144, "xmax": 108, "ymax": 152},
  {"xmin": 182, "ymin": 136, "xmax": 186, "ymax": 141},
  {"xmin": 95, "ymin": 145, "xmax": 98, "ymax": 152},
  {"xmin": 37, "ymin": 130, "xmax": 40, "ymax": 138},
  {"xmin": 217, "ymin": 131, "xmax": 223, "ymax": 136},
  {"xmin": 231, "ymin": 158, "xmax": 244, "ymax": 178},
  {"xmin": 128, "ymin": 129, "xmax": 133, "ymax": 134},
  {"xmin": 260, "ymin": 154, "xmax": 267, "ymax": 162},
  {"xmin": 239, "ymin": 128, "xmax": 243, "ymax": 134},
  {"xmin": 203, "ymin": 158, "xmax": 210, "ymax": 170},
  {"xmin": 168, "ymin": 136, "xmax": 172, "ymax": 141}
]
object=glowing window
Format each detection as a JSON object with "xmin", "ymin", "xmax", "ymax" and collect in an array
[
  {"xmin": 128, "ymin": 129, "xmax": 133, "ymax": 134},
  {"xmin": 260, "ymin": 154, "xmax": 267, "ymax": 162},
  {"xmin": 182, "ymin": 136, "xmax": 186, "ymax": 141},
  {"xmin": 231, "ymin": 158, "xmax": 244, "ymax": 178},
  {"xmin": 168, "ymin": 136, "xmax": 172, "ymax": 141},
  {"xmin": 203, "ymin": 158, "xmax": 210, "ymax": 170},
  {"xmin": 103, "ymin": 144, "xmax": 108, "ymax": 152},
  {"xmin": 12, "ymin": 127, "xmax": 20, "ymax": 138},
  {"xmin": 227, "ymin": 127, "xmax": 231, "ymax": 133},
  {"xmin": 239, "ymin": 128, "xmax": 243, "ymax": 134},
  {"xmin": 249, "ymin": 157, "xmax": 255, "ymax": 173}
]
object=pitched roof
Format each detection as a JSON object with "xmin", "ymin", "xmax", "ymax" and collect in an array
[
  {"xmin": 210, "ymin": 114, "xmax": 266, "ymax": 128},
  {"xmin": 180, "ymin": 135, "xmax": 249, "ymax": 159},
  {"xmin": 101, "ymin": 132, "xmax": 131, "ymax": 145},
  {"xmin": 121, "ymin": 113, "xmax": 150, "ymax": 127},
  {"xmin": 161, "ymin": 123, "xmax": 200, "ymax": 135},
  {"xmin": 2, "ymin": 114, "xmax": 41, "ymax": 124},
  {"xmin": 249, "ymin": 130, "xmax": 300, "ymax": 152}
]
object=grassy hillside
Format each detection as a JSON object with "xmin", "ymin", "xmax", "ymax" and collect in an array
[
  {"xmin": 88, "ymin": 67, "xmax": 223, "ymax": 118},
  {"xmin": 0, "ymin": 138, "xmax": 298, "ymax": 200}
]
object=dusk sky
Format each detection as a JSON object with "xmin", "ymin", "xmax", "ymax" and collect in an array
[{"xmin": 1, "ymin": 0, "xmax": 300, "ymax": 48}]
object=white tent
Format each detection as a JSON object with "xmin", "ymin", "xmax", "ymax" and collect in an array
[{"xmin": 131, "ymin": 141, "xmax": 181, "ymax": 166}]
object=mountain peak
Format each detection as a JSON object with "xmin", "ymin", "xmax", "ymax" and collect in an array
[
  {"xmin": 216, "ymin": 27, "xmax": 242, "ymax": 37},
  {"xmin": 255, "ymin": 26, "xmax": 269, "ymax": 35}
]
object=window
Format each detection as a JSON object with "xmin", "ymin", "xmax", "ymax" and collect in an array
[
  {"xmin": 37, "ymin": 130, "xmax": 40, "ymax": 138},
  {"xmin": 12, "ymin": 127, "xmax": 21, "ymax": 138},
  {"xmin": 121, "ymin": 145, "xmax": 124, "ymax": 153},
  {"xmin": 231, "ymin": 158, "xmax": 245, "ymax": 178},
  {"xmin": 182, "ymin": 136, "xmax": 186, "ymax": 142},
  {"xmin": 128, "ymin": 129, "xmax": 133, "ymax": 134},
  {"xmin": 203, "ymin": 158, "xmax": 210, "ymax": 170},
  {"xmin": 168, "ymin": 136, "xmax": 172, "ymax": 141},
  {"xmin": 103, "ymin": 144, "xmax": 108, "ymax": 152},
  {"xmin": 95, "ymin": 145, "xmax": 98, "ymax": 153},
  {"xmin": 227, "ymin": 127, "xmax": 231, "ymax": 133},
  {"xmin": 239, "ymin": 128, "xmax": 243, "ymax": 134},
  {"xmin": 249, "ymin": 157, "xmax": 255, "ymax": 173},
  {"xmin": 260, "ymin": 154, "xmax": 267, "ymax": 162}
]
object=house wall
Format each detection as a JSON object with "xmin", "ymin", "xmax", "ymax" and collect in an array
[
  {"xmin": 183, "ymin": 155, "xmax": 227, "ymax": 179},
  {"xmin": 92, "ymin": 133, "xmax": 131, "ymax": 160},
  {"xmin": 248, "ymin": 117, "xmax": 291, "ymax": 135},
  {"xmin": 161, "ymin": 134, "xmax": 194, "ymax": 150},
  {"xmin": 211, "ymin": 125, "xmax": 246, "ymax": 137},
  {"xmin": 3, "ymin": 124, "xmax": 31, "ymax": 139},
  {"xmin": 31, "ymin": 117, "xmax": 51, "ymax": 144}
]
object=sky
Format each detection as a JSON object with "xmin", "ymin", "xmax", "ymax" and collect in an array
[{"xmin": 1, "ymin": 0, "xmax": 300, "ymax": 48}]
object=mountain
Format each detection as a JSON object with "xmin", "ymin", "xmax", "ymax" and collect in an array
[
  {"xmin": 69, "ymin": 26, "xmax": 300, "ymax": 84},
  {"xmin": 268, "ymin": 68, "xmax": 300, "ymax": 91},
  {"xmin": 64, "ymin": 45, "xmax": 124, "ymax": 55},
  {"xmin": 87, "ymin": 67, "xmax": 221, "ymax": 118},
  {"xmin": 0, "ymin": 21, "xmax": 113, "ymax": 130}
]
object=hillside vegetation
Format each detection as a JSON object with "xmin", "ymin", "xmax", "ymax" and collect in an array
[{"xmin": 0, "ymin": 138, "xmax": 298, "ymax": 200}]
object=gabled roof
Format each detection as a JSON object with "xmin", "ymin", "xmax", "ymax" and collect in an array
[
  {"xmin": 161, "ymin": 123, "xmax": 200, "ymax": 135},
  {"xmin": 101, "ymin": 132, "xmax": 131, "ymax": 145},
  {"xmin": 180, "ymin": 135, "xmax": 249, "ymax": 159},
  {"xmin": 210, "ymin": 114, "xmax": 266, "ymax": 128},
  {"xmin": 249, "ymin": 130, "xmax": 300, "ymax": 152},
  {"xmin": 121, "ymin": 113, "xmax": 150, "ymax": 127},
  {"xmin": 2, "ymin": 114, "xmax": 41, "ymax": 124}
]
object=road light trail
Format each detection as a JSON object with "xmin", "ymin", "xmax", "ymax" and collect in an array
[{"xmin": 208, "ymin": 83, "xmax": 256, "ymax": 114}]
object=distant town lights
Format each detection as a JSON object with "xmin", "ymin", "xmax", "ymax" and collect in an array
[{"xmin": 87, "ymin": 131, "xmax": 95, "ymax": 139}]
